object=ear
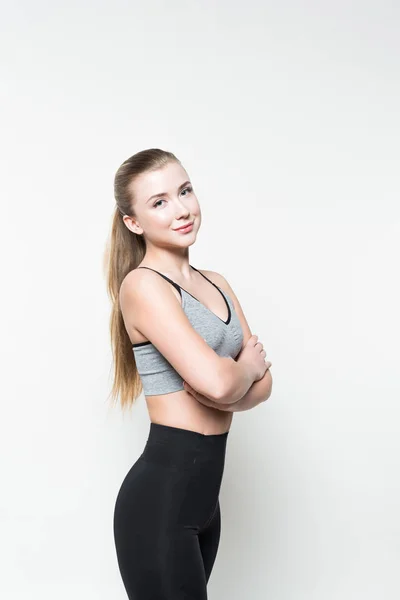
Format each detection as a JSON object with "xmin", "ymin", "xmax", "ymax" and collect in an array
[{"xmin": 123, "ymin": 215, "xmax": 143, "ymax": 235}]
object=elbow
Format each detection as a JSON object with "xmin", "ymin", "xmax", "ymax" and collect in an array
[
  {"xmin": 208, "ymin": 357, "xmax": 232, "ymax": 404},
  {"xmin": 192, "ymin": 373, "xmax": 230, "ymax": 404},
  {"xmin": 209, "ymin": 377, "xmax": 228, "ymax": 404},
  {"xmin": 213, "ymin": 357, "xmax": 249, "ymax": 404},
  {"xmin": 263, "ymin": 372, "xmax": 273, "ymax": 401},
  {"xmin": 213, "ymin": 356, "xmax": 251, "ymax": 405},
  {"xmin": 211, "ymin": 373, "xmax": 232, "ymax": 404},
  {"xmin": 213, "ymin": 378, "xmax": 238, "ymax": 404}
]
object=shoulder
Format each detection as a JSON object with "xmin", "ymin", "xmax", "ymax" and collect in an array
[
  {"xmin": 196, "ymin": 269, "xmax": 240, "ymax": 309},
  {"xmin": 197, "ymin": 269, "xmax": 232, "ymax": 294},
  {"xmin": 119, "ymin": 267, "xmax": 179, "ymax": 309},
  {"xmin": 120, "ymin": 266, "xmax": 172, "ymax": 292},
  {"xmin": 119, "ymin": 268, "xmax": 146, "ymax": 299}
]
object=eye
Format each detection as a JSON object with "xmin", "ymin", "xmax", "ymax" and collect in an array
[{"xmin": 153, "ymin": 186, "xmax": 193, "ymax": 208}]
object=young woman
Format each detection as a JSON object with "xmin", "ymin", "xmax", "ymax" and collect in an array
[{"xmin": 105, "ymin": 148, "xmax": 273, "ymax": 599}]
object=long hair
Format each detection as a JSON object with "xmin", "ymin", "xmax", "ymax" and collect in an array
[{"xmin": 103, "ymin": 148, "xmax": 180, "ymax": 411}]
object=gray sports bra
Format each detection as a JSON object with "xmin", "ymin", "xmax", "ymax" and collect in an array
[{"xmin": 132, "ymin": 265, "xmax": 244, "ymax": 396}]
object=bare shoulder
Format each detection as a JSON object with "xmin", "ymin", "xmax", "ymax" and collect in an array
[
  {"xmin": 119, "ymin": 268, "xmax": 147, "ymax": 304},
  {"xmin": 119, "ymin": 267, "xmax": 180, "ymax": 307},
  {"xmin": 198, "ymin": 269, "xmax": 237, "ymax": 303}
]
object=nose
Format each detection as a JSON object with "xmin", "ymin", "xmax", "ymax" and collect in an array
[{"xmin": 174, "ymin": 199, "xmax": 190, "ymax": 218}]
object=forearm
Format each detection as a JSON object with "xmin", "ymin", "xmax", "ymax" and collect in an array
[
  {"xmin": 186, "ymin": 369, "xmax": 273, "ymax": 413},
  {"xmin": 228, "ymin": 369, "xmax": 273, "ymax": 412},
  {"xmin": 216, "ymin": 357, "xmax": 256, "ymax": 404}
]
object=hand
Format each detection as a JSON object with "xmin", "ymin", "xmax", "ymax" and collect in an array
[
  {"xmin": 238, "ymin": 334, "xmax": 272, "ymax": 382},
  {"xmin": 182, "ymin": 382, "xmax": 233, "ymax": 412}
]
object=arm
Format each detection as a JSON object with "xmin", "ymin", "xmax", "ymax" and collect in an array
[
  {"xmin": 121, "ymin": 270, "xmax": 253, "ymax": 403},
  {"xmin": 211, "ymin": 270, "xmax": 272, "ymax": 406},
  {"xmin": 228, "ymin": 368, "xmax": 273, "ymax": 412},
  {"xmin": 185, "ymin": 269, "xmax": 273, "ymax": 410},
  {"xmin": 184, "ymin": 366, "xmax": 272, "ymax": 413},
  {"xmin": 214, "ymin": 356, "xmax": 257, "ymax": 404}
]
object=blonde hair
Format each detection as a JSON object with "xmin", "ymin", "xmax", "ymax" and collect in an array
[{"xmin": 103, "ymin": 148, "xmax": 180, "ymax": 411}]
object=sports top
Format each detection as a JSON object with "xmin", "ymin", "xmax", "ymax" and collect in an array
[{"xmin": 132, "ymin": 265, "xmax": 244, "ymax": 396}]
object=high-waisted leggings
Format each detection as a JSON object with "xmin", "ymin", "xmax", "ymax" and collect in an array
[{"xmin": 113, "ymin": 422, "xmax": 229, "ymax": 599}]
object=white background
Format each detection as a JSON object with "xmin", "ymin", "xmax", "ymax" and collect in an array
[{"xmin": 1, "ymin": 1, "xmax": 399, "ymax": 598}]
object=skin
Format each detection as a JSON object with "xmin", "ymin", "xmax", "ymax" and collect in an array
[
  {"xmin": 122, "ymin": 160, "xmax": 227, "ymax": 411},
  {"xmin": 122, "ymin": 160, "xmax": 201, "ymax": 279},
  {"xmin": 120, "ymin": 160, "xmax": 272, "ymax": 421}
]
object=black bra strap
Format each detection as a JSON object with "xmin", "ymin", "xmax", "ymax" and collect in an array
[
  {"xmin": 138, "ymin": 264, "xmax": 219, "ymax": 295},
  {"xmin": 137, "ymin": 266, "xmax": 182, "ymax": 296},
  {"xmin": 189, "ymin": 265, "xmax": 219, "ymax": 290}
]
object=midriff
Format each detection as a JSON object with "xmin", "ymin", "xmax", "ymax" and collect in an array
[{"xmin": 145, "ymin": 390, "xmax": 233, "ymax": 436}]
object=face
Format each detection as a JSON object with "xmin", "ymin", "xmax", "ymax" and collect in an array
[{"xmin": 123, "ymin": 161, "xmax": 201, "ymax": 246}]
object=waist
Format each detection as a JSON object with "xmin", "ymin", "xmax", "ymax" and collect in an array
[
  {"xmin": 141, "ymin": 422, "xmax": 229, "ymax": 471},
  {"xmin": 145, "ymin": 391, "xmax": 233, "ymax": 435}
]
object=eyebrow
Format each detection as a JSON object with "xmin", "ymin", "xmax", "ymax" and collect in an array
[{"xmin": 146, "ymin": 181, "xmax": 191, "ymax": 203}]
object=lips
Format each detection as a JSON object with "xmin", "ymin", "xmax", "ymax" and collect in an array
[{"xmin": 174, "ymin": 221, "xmax": 194, "ymax": 231}]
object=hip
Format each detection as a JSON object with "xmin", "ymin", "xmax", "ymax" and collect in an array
[{"xmin": 114, "ymin": 422, "xmax": 230, "ymax": 530}]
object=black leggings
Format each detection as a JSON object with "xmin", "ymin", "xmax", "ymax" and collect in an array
[{"xmin": 113, "ymin": 422, "xmax": 229, "ymax": 599}]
